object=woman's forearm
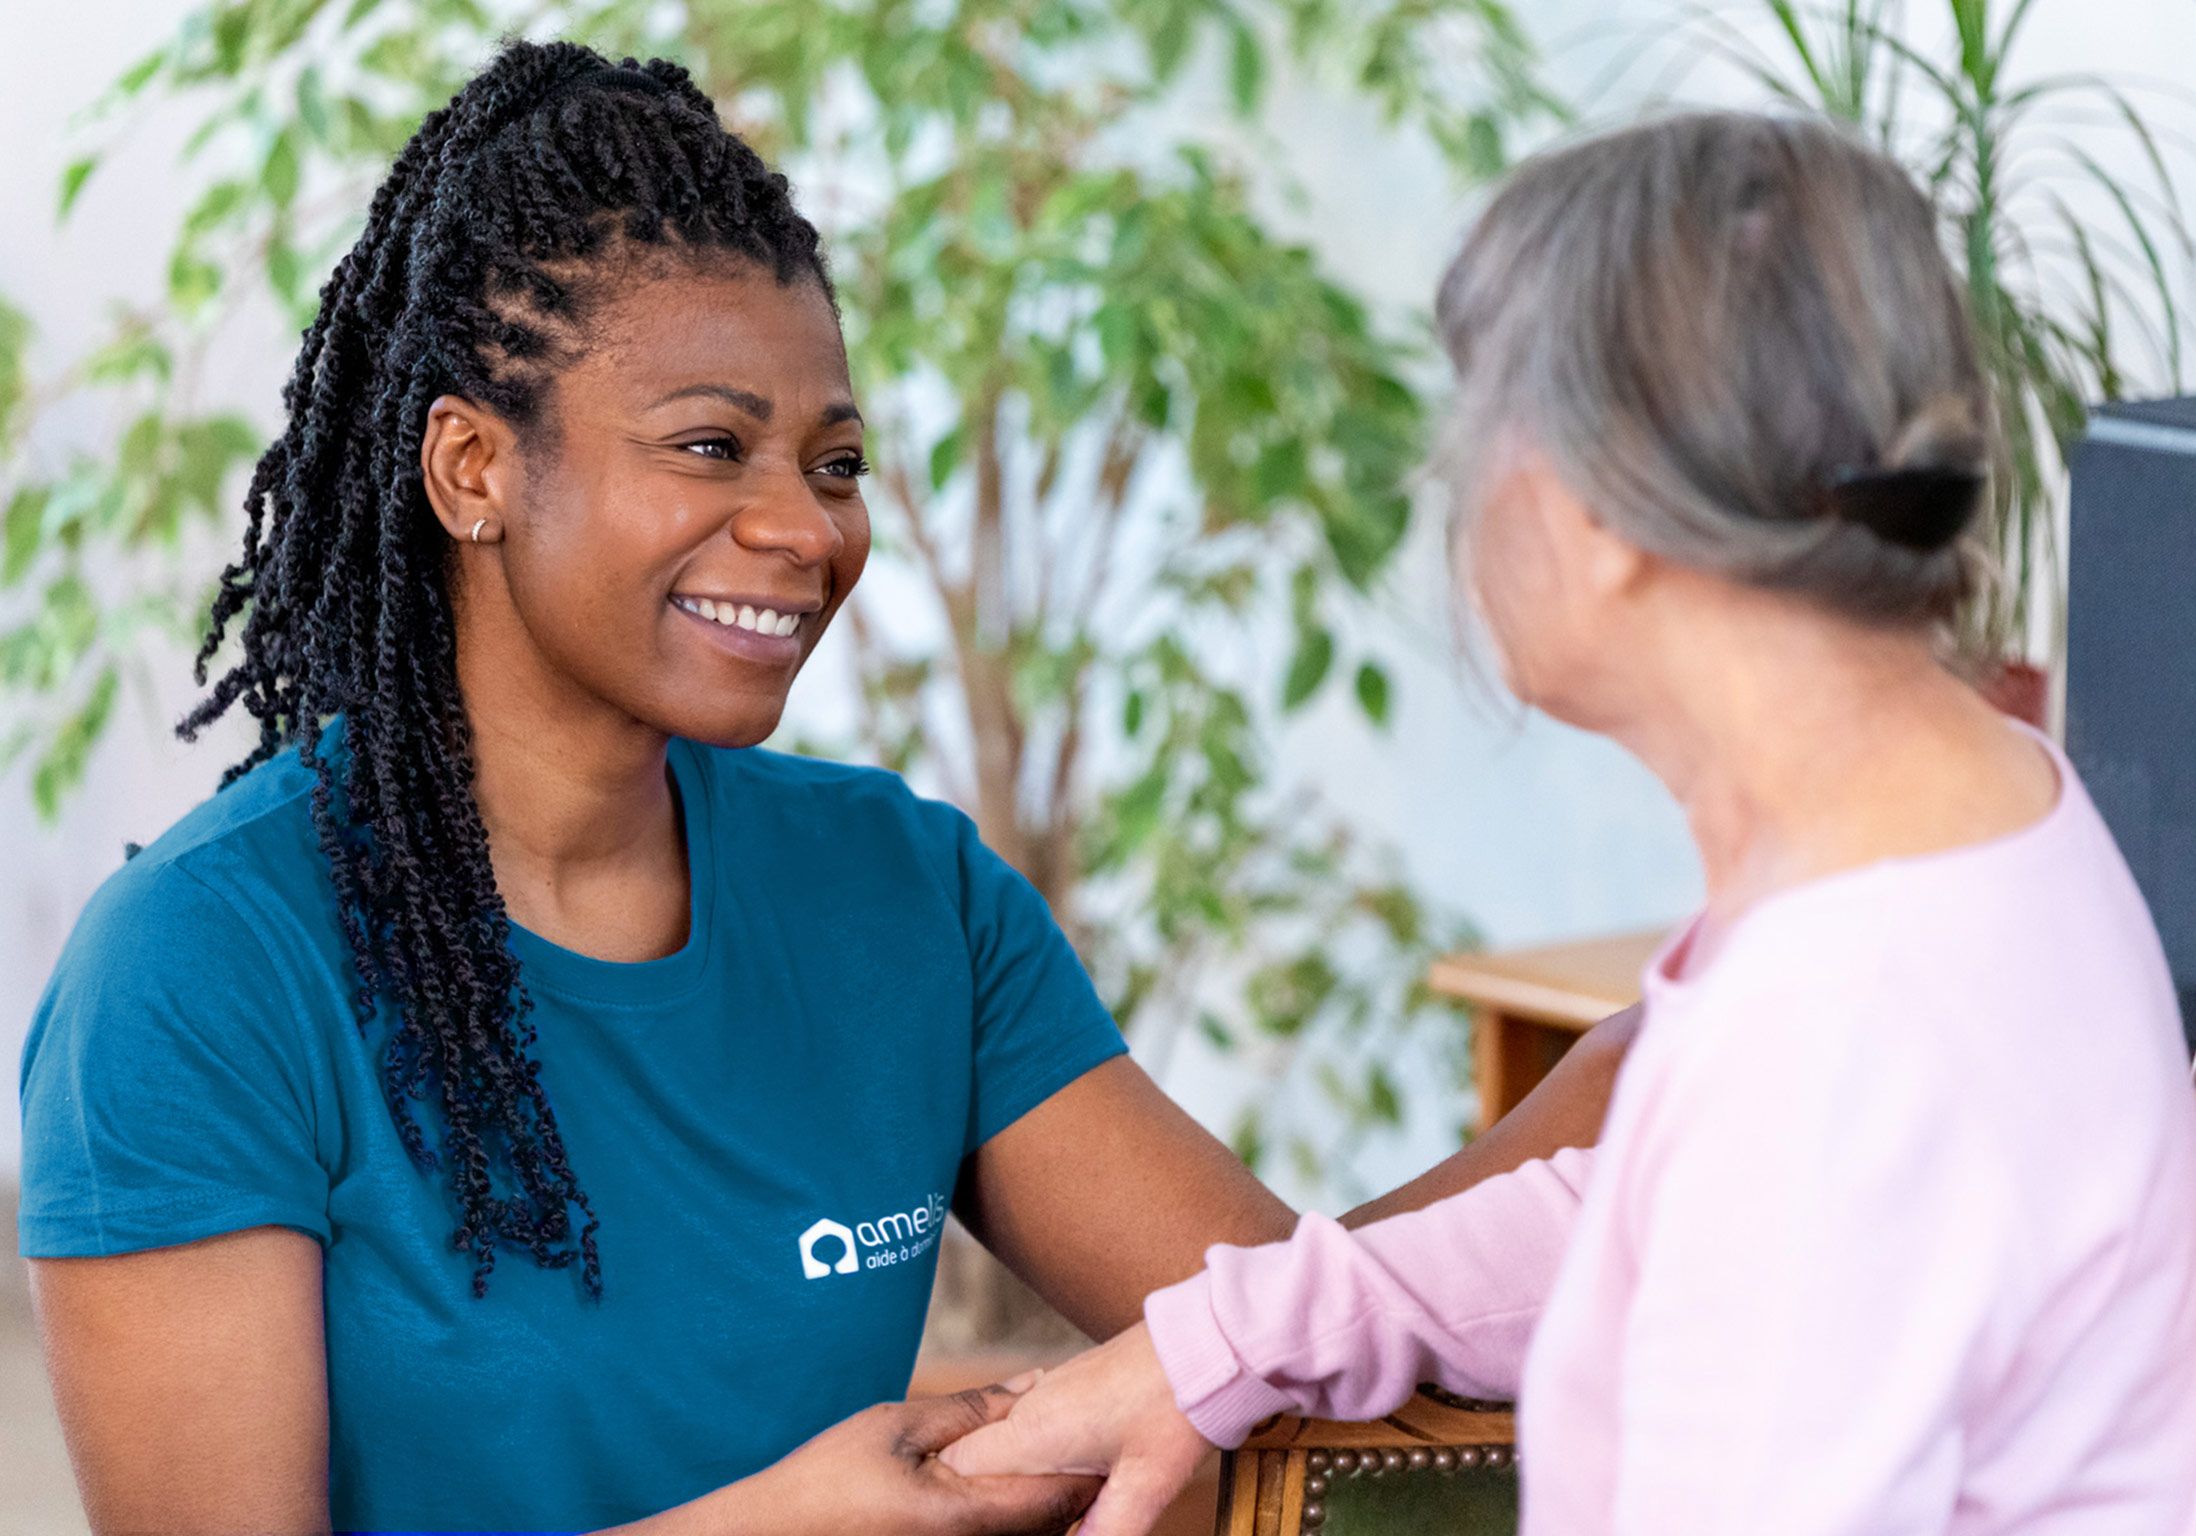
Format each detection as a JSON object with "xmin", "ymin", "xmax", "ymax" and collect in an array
[
  {"xmin": 1341, "ymin": 1003, "xmax": 1637, "ymax": 1229},
  {"xmin": 957, "ymin": 1057, "xmax": 1298, "ymax": 1340},
  {"xmin": 593, "ymin": 1478, "xmax": 755, "ymax": 1536},
  {"xmin": 1146, "ymin": 1143, "xmax": 1596, "ymax": 1438}
]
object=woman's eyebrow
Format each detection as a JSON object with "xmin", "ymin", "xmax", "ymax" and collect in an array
[
  {"xmin": 642, "ymin": 386, "xmax": 861, "ymax": 430},
  {"xmin": 647, "ymin": 382, "xmax": 773, "ymax": 417}
]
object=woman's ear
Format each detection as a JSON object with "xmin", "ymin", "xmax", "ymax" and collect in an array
[
  {"xmin": 420, "ymin": 396, "xmax": 518, "ymax": 547},
  {"xmin": 1542, "ymin": 475, "xmax": 1646, "ymax": 604}
]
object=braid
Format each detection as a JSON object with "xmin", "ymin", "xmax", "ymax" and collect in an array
[{"xmin": 180, "ymin": 39, "xmax": 832, "ymax": 1299}]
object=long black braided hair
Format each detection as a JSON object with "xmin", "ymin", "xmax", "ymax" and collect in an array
[{"xmin": 179, "ymin": 39, "xmax": 832, "ymax": 1300}]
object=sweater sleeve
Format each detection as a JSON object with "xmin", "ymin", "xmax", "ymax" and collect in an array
[{"xmin": 1142, "ymin": 1146, "xmax": 1593, "ymax": 1447}]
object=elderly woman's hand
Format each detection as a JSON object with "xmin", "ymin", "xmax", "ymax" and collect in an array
[
  {"xmin": 940, "ymin": 1324, "xmax": 1215, "ymax": 1536},
  {"xmin": 691, "ymin": 1383, "xmax": 1102, "ymax": 1536}
]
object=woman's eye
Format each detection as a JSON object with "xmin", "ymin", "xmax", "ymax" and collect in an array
[
  {"xmin": 817, "ymin": 454, "xmax": 871, "ymax": 480},
  {"xmin": 683, "ymin": 436, "xmax": 742, "ymax": 462}
]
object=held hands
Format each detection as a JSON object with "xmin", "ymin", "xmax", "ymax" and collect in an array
[
  {"xmin": 742, "ymin": 1381, "xmax": 1102, "ymax": 1536},
  {"xmin": 941, "ymin": 1324, "xmax": 1216, "ymax": 1536}
]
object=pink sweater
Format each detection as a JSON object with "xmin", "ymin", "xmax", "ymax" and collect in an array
[{"xmin": 1146, "ymin": 736, "xmax": 2196, "ymax": 1533}]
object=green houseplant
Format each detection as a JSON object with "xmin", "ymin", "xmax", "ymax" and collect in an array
[{"xmin": 1, "ymin": 0, "xmax": 1568, "ymax": 1336}]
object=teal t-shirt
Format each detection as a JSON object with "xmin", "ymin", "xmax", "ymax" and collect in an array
[{"xmin": 17, "ymin": 733, "xmax": 1128, "ymax": 1533}]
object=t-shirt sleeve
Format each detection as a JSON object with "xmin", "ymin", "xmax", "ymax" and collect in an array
[
  {"xmin": 922, "ymin": 802, "xmax": 1128, "ymax": 1152},
  {"xmin": 17, "ymin": 859, "xmax": 333, "ymax": 1257}
]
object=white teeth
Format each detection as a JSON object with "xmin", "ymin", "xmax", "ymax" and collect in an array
[{"xmin": 676, "ymin": 596, "xmax": 803, "ymax": 638}]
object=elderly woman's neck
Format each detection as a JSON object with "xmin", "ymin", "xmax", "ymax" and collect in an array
[{"xmin": 1603, "ymin": 597, "xmax": 2047, "ymax": 919}]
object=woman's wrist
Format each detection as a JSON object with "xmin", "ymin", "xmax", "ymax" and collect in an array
[{"xmin": 1143, "ymin": 1269, "xmax": 1298, "ymax": 1449}]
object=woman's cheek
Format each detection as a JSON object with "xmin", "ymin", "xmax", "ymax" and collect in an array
[
  {"xmin": 833, "ymin": 500, "xmax": 872, "ymax": 593},
  {"xmin": 1464, "ymin": 512, "xmax": 1543, "ymax": 702}
]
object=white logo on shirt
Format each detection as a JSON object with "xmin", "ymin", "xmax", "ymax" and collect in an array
[
  {"xmin": 799, "ymin": 1219, "xmax": 860, "ymax": 1279},
  {"xmin": 799, "ymin": 1193, "xmax": 949, "ymax": 1279}
]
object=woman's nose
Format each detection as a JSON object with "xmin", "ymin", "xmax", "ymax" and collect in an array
[{"xmin": 728, "ymin": 478, "xmax": 844, "ymax": 567}]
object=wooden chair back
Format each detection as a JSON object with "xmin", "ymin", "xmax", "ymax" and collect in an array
[{"xmin": 1214, "ymin": 1388, "xmax": 1520, "ymax": 1536}]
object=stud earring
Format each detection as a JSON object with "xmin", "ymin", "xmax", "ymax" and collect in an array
[{"xmin": 469, "ymin": 518, "xmax": 493, "ymax": 544}]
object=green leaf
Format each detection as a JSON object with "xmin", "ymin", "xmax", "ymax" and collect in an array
[
  {"xmin": 1230, "ymin": 1108, "xmax": 1265, "ymax": 1171},
  {"xmin": 183, "ymin": 178, "xmax": 250, "ymax": 240},
  {"xmin": 1363, "ymin": 885, "xmax": 1423, "ymax": 946},
  {"xmin": 1367, "ymin": 1064, "xmax": 1403, "ymax": 1126},
  {"xmin": 1148, "ymin": 3, "xmax": 1194, "ymax": 82},
  {"xmin": 0, "ymin": 296, "xmax": 30, "ymax": 437},
  {"xmin": 167, "ymin": 251, "xmax": 222, "ymax": 315},
  {"xmin": 1227, "ymin": 19, "xmax": 1265, "ymax": 115},
  {"xmin": 1289, "ymin": 562, "xmax": 1318, "ymax": 623},
  {"xmin": 262, "ymin": 128, "xmax": 301, "ymax": 208},
  {"xmin": 1109, "ymin": 767, "xmax": 1169, "ymax": 859},
  {"xmin": 1252, "ymin": 437, "xmax": 1307, "ymax": 503},
  {"xmin": 1281, "ymin": 626, "xmax": 1334, "ymax": 710},
  {"xmin": 3, "ymin": 486, "xmax": 50, "ymax": 586},
  {"xmin": 32, "ymin": 667, "xmax": 118, "ymax": 823},
  {"xmin": 85, "ymin": 329, "xmax": 172, "ymax": 386},
  {"xmin": 267, "ymin": 234, "xmax": 305, "ymax": 309},
  {"xmin": 176, "ymin": 415, "xmax": 263, "ymax": 519},
  {"xmin": 927, "ymin": 426, "xmax": 964, "ymax": 491},
  {"xmin": 296, "ymin": 66, "xmax": 332, "ymax": 143},
  {"xmin": 1462, "ymin": 113, "xmax": 1506, "ymax": 180},
  {"xmin": 118, "ymin": 411, "xmax": 164, "ymax": 477},
  {"xmin": 210, "ymin": 5, "xmax": 252, "ymax": 74},
  {"xmin": 359, "ymin": 29, "xmax": 431, "ymax": 83},
  {"xmin": 58, "ymin": 155, "xmax": 99, "ymax": 220},
  {"xmin": 1287, "ymin": 1135, "xmax": 1322, "ymax": 1184},
  {"xmin": 1353, "ymin": 661, "xmax": 1390, "ymax": 726},
  {"xmin": 114, "ymin": 48, "xmax": 165, "ymax": 98}
]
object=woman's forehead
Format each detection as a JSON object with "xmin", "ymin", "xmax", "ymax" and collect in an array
[{"xmin": 575, "ymin": 265, "xmax": 850, "ymax": 405}]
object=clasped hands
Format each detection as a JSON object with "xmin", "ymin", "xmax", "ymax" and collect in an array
[
  {"xmin": 939, "ymin": 1322, "xmax": 1211, "ymax": 1536},
  {"xmin": 747, "ymin": 1324, "xmax": 1207, "ymax": 1536}
]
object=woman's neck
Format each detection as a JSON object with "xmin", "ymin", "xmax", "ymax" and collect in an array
[
  {"xmin": 454, "ymin": 611, "xmax": 691, "ymax": 960},
  {"xmin": 1602, "ymin": 597, "xmax": 2055, "ymax": 932}
]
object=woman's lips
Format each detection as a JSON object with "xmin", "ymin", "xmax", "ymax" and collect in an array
[{"xmin": 670, "ymin": 598, "xmax": 804, "ymax": 664}]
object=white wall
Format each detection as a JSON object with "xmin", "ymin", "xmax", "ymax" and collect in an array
[{"xmin": 5, "ymin": 0, "xmax": 2191, "ymax": 1187}]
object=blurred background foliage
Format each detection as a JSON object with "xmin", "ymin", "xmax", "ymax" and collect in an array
[
  {"xmin": 3, "ymin": 0, "xmax": 2190, "ymax": 1224},
  {"xmin": 0, "ymin": 0, "xmax": 1565, "ymax": 1204}
]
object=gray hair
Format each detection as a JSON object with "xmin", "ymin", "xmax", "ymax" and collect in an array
[{"xmin": 1435, "ymin": 110, "xmax": 1994, "ymax": 626}]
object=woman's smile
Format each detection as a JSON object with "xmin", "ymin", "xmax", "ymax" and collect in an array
[{"xmin": 670, "ymin": 589, "xmax": 819, "ymax": 664}]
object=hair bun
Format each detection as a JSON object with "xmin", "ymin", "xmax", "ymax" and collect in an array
[
  {"xmin": 1824, "ymin": 462, "xmax": 1985, "ymax": 550},
  {"xmin": 1824, "ymin": 394, "xmax": 1988, "ymax": 550}
]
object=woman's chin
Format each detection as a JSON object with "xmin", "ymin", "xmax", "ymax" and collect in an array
[{"xmin": 648, "ymin": 693, "xmax": 793, "ymax": 753}]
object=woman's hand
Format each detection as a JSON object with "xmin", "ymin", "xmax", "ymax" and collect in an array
[
  {"xmin": 940, "ymin": 1325, "xmax": 1214, "ymax": 1536},
  {"xmin": 721, "ymin": 1384, "xmax": 1102, "ymax": 1536}
]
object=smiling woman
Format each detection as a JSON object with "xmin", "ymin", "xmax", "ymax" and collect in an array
[
  {"xmin": 12, "ymin": 38, "xmax": 1327, "ymax": 1536},
  {"xmin": 426, "ymin": 260, "xmax": 873, "ymax": 773}
]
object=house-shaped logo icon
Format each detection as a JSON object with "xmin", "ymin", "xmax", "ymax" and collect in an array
[{"xmin": 799, "ymin": 1218, "xmax": 860, "ymax": 1279}]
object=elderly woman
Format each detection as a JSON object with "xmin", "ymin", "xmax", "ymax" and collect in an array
[{"xmin": 944, "ymin": 112, "xmax": 2196, "ymax": 1534}]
